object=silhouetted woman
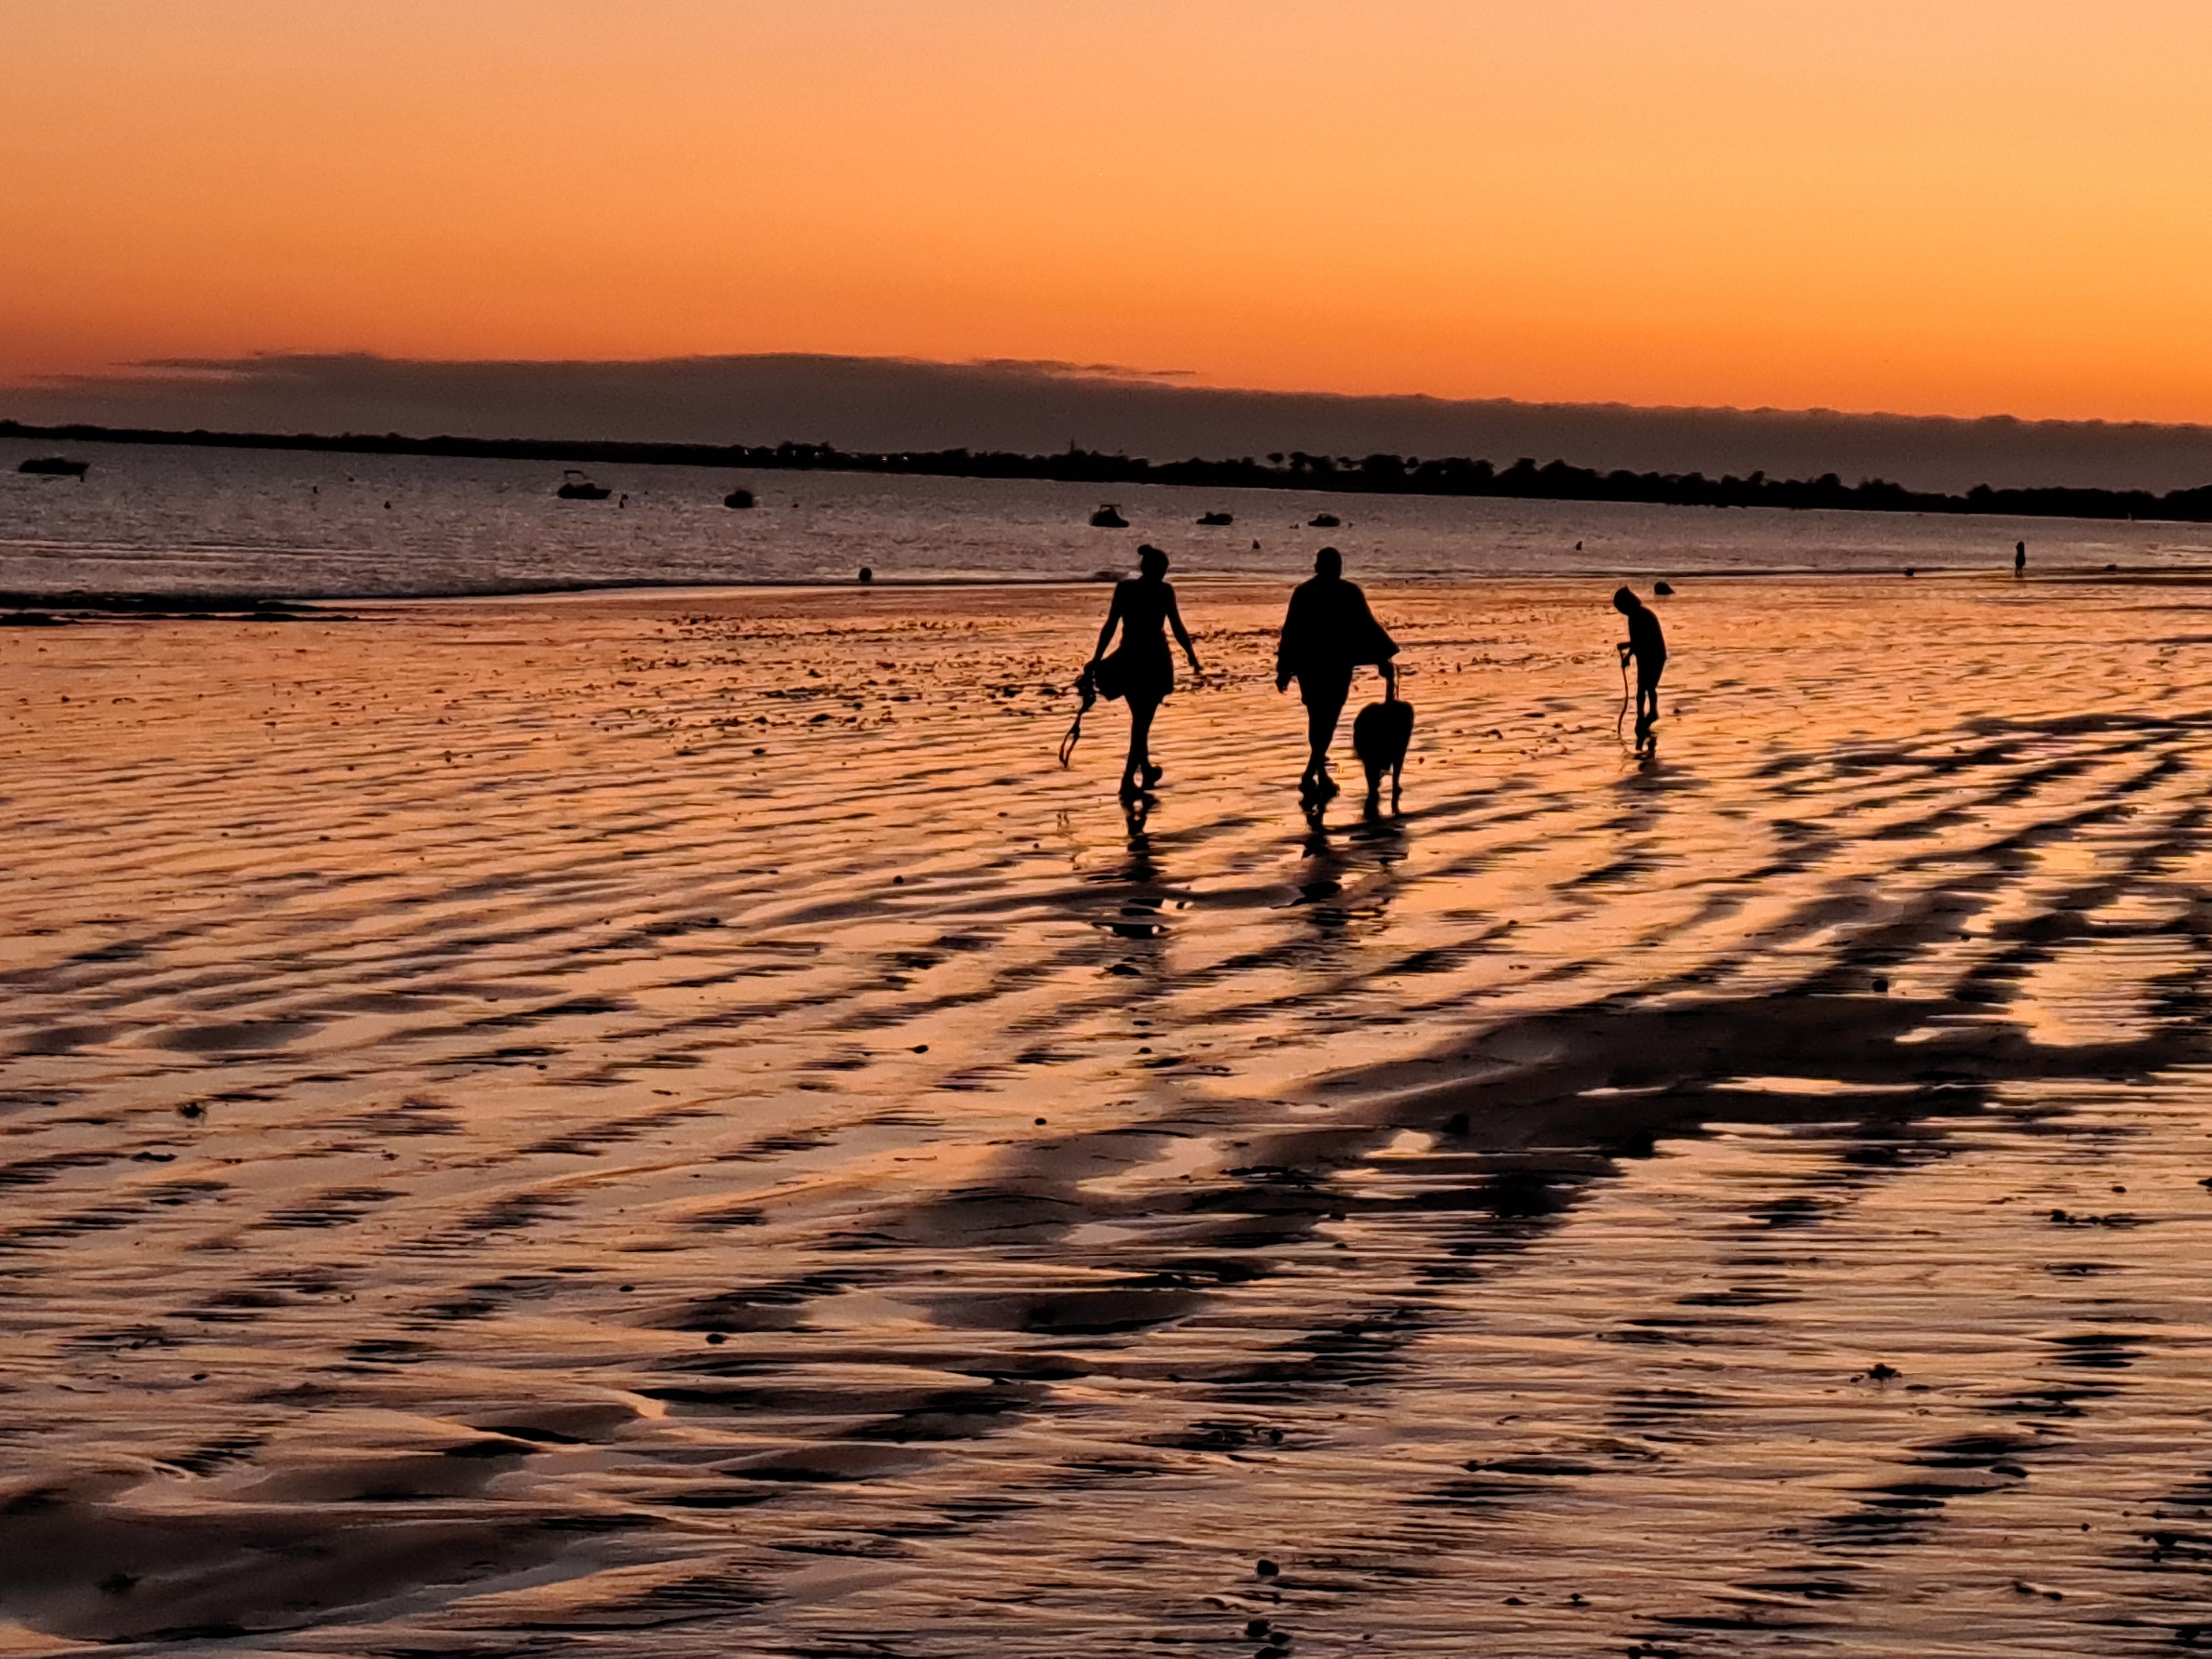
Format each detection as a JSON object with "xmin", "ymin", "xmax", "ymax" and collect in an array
[
  {"xmin": 1089, "ymin": 544, "xmax": 1204, "ymax": 797},
  {"xmin": 1276, "ymin": 547, "xmax": 1397, "ymax": 800}
]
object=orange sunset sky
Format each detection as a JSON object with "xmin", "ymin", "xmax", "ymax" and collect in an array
[{"xmin": 5, "ymin": 0, "xmax": 2212, "ymax": 423}]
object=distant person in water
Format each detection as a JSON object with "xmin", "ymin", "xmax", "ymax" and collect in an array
[
  {"xmin": 2015, "ymin": 540, "xmax": 2027, "ymax": 577},
  {"xmin": 1089, "ymin": 545, "xmax": 1204, "ymax": 797},
  {"xmin": 1276, "ymin": 547, "xmax": 1398, "ymax": 800},
  {"xmin": 1614, "ymin": 586, "xmax": 1666, "ymax": 742}
]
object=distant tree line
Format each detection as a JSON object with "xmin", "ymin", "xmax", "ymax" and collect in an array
[{"xmin": 6, "ymin": 418, "xmax": 2211, "ymax": 524}]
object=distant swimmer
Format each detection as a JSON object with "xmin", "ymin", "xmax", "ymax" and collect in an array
[
  {"xmin": 1087, "ymin": 544, "xmax": 1204, "ymax": 798},
  {"xmin": 1276, "ymin": 547, "xmax": 1399, "ymax": 802},
  {"xmin": 2015, "ymin": 540, "xmax": 2027, "ymax": 577},
  {"xmin": 1614, "ymin": 586, "xmax": 1666, "ymax": 744}
]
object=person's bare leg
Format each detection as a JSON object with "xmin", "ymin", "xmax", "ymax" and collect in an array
[
  {"xmin": 1635, "ymin": 670, "xmax": 1660, "ymax": 739},
  {"xmin": 1124, "ymin": 698, "xmax": 1159, "ymax": 795},
  {"xmin": 1305, "ymin": 695, "xmax": 1344, "ymax": 795}
]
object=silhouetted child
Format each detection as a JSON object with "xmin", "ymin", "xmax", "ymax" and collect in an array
[
  {"xmin": 1613, "ymin": 586, "xmax": 1665, "ymax": 742},
  {"xmin": 1276, "ymin": 547, "xmax": 1398, "ymax": 801},
  {"xmin": 2015, "ymin": 541, "xmax": 2026, "ymax": 577}
]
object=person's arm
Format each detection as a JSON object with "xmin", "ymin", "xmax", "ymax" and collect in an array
[
  {"xmin": 1350, "ymin": 586, "xmax": 1397, "ymax": 667},
  {"xmin": 1167, "ymin": 588, "xmax": 1203, "ymax": 677},
  {"xmin": 1091, "ymin": 588, "xmax": 1124, "ymax": 664}
]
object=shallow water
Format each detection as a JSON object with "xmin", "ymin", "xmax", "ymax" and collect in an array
[
  {"xmin": 6, "ymin": 577, "xmax": 2212, "ymax": 1653},
  {"xmin": 5, "ymin": 436, "xmax": 2211, "ymax": 596}
]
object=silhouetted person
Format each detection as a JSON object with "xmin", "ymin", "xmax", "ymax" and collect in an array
[
  {"xmin": 1276, "ymin": 547, "xmax": 1398, "ymax": 800},
  {"xmin": 2015, "ymin": 540, "xmax": 2026, "ymax": 577},
  {"xmin": 1089, "ymin": 545, "xmax": 1203, "ymax": 798},
  {"xmin": 1614, "ymin": 586, "xmax": 1665, "ymax": 743}
]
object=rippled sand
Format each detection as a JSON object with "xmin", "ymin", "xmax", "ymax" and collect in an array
[{"xmin": 7, "ymin": 574, "xmax": 2212, "ymax": 1655}]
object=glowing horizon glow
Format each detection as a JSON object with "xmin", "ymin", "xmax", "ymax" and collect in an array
[{"xmin": 7, "ymin": 0, "xmax": 2212, "ymax": 423}]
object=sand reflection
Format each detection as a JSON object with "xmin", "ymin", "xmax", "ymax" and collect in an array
[{"xmin": 5, "ymin": 575, "xmax": 2212, "ymax": 1652}]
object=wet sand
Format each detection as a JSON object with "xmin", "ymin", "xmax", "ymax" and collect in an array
[{"xmin": 6, "ymin": 574, "xmax": 2212, "ymax": 1654}]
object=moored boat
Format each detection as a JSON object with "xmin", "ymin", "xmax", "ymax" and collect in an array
[
  {"xmin": 18, "ymin": 457, "xmax": 88, "ymax": 477},
  {"xmin": 1089, "ymin": 504, "xmax": 1128, "ymax": 528},
  {"xmin": 555, "ymin": 469, "xmax": 611, "ymax": 500}
]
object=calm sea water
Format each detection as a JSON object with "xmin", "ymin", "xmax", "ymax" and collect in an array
[{"xmin": 4, "ymin": 435, "xmax": 2207, "ymax": 598}]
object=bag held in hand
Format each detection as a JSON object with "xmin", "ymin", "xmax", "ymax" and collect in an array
[
  {"xmin": 1059, "ymin": 662, "xmax": 1101, "ymax": 767},
  {"xmin": 1090, "ymin": 650, "xmax": 1128, "ymax": 702}
]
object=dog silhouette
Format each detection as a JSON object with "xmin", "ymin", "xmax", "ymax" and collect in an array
[{"xmin": 1352, "ymin": 689, "xmax": 1414, "ymax": 813}]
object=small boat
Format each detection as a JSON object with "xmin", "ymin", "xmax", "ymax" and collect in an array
[
  {"xmin": 1308, "ymin": 512, "xmax": 1340, "ymax": 528},
  {"xmin": 1197, "ymin": 511, "xmax": 1234, "ymax": 526},
  {"xmin": 723, "ymin": 487, "xmax": 755, "ymax": 509},
  {"xmin": 1089, "ymin": 504, "xmax": 1128, "ymax": 528},
  {"xmin": 555, "ymin": 469, "xmax": 610, "ymax": 500},
  {"xmin": 18, "ymin": 456, "xmax": 88, "ymax": 477}
]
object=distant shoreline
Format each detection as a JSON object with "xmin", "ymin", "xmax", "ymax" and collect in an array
[
  {"xmin": 11, "ymin": 564, "xmax": 2212, "ymax": 619},
  {"xmin": 9, "ymin": 417, "xmax": 2212, "ymax": 527}
]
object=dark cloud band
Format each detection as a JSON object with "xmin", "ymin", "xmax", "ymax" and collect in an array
[{"xmin": 8, "ymin": 353, "xmax": 2209, "ymax": 494}]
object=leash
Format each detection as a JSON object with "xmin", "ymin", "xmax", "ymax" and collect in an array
[{"xmin": 1060, "ymin": 665, "xmax": 1098, "ymax": 767}]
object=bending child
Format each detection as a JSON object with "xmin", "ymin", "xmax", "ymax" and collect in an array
[{"xmin": 1613, "ymin": 586, "xmax": 1666, "ymax": 743}]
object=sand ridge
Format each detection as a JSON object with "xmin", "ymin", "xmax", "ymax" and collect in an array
[{"xmin": 5, "ymin": 575, "xmax": 2212, "ymax": 1653}]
